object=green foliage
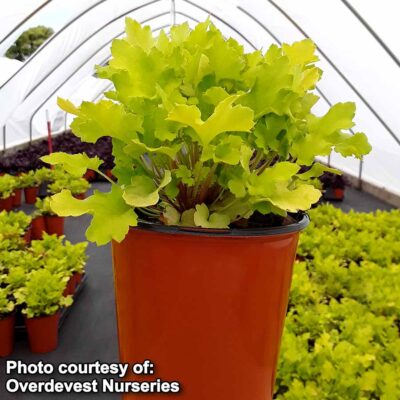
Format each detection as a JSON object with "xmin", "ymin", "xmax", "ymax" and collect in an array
[
  {"xmin": 0, "ymin": 287, "xmax": 15, "ymax": 317},
  {"xmin": 15, "ymin": 269, "xmax": 72, "ymax": 318},
  {"xmin": 0, "ymin": 210, "xmax": 31, "ymax": 244},
  {"xmin": 275, "ymin": 205, "xmax": 400, "ymax": 399},
  {"xmin": 5, "ymin": 25, "xmax": 54, "ymax": 61},
  {"xmin": 44, "ymin": 20, "xmax": 371, "ymax": 244},
  {"xmin": 0, "ymin": 174, "xmax": 17, "ymax": 198},
  {"xmin": 18, "ymin": 170, "xmax": 40, "ymax": 188}
]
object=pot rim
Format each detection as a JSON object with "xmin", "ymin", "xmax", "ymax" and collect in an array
[{"xmin": 135, "ymin": 211, "xmax": 310, "ymax": 237}]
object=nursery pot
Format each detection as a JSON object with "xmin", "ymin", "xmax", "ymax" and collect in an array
[
  {"xmin": 0, "ymin": 196, "xmax": 13, "ymax": 211},
  {"xmin": 112, "ymin": 214, "xmax": 309, "ymax": 400},
  {"xmin": 45, "ymin": 215, "xmax": 64, "ymax": 236},
  {"xmin": 24, "ymin": 312, "xmax": 60, "ymax": 354},
  {"xmin": 12, "ymin": 189, "xmax": 22, "ymax": 207},
  {"xmin": 334, "ymin": 188, "xmax": 345, "ymax": 200},
  {"xmin": 31, "ymin": 216, "xmax": 46, "ymax": 240},
  {"xmin": 0, "ymin": 314, "xmax": 15, "ymax": 357},
  {"xmin": 24, "ymin": 186, "xmax": 39, "ymax": 204},
  {"xmin": 23, "ymin": 226, "xmax": 32, "ymax": 245}
]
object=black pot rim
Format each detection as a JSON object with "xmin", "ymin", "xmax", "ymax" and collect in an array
[{"xmin": 136, "ymin": 212, "xmax": 310, "ymax": 237}]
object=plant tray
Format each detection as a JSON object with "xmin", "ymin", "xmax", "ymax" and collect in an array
[{"xmin": 14, "ymin": 274, "xmax": 87, "ymax": 335}]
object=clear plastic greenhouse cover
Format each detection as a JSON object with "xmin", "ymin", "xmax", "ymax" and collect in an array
[{"xmin": 0, "ymin": 0, "xmax": 399, "ymax": 197}]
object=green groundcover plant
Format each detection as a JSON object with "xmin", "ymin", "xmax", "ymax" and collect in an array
[
  {"xmin": 0, "ymin": 286, "xmax": 15, "ymax": 318},
  {"xmin": 0, "ymin": 174, "xmax": 17, "ymax": 199},
  {"xmin": 42, "ymin": 19, "xmax": 371, "ymax": 245},
  {"xmin": 15, "ymin": 268, "xmax": 72, "ymax": 319},
  {"xmin": 275, "ymin": 205, "xmax": 400, "ymax": 399}
]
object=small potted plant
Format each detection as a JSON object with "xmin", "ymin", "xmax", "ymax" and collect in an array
[
  {"xmin": 15, "ymin": 268, "xmax": 72, "ymax": 353},
  {"xmin": 42, "ymin": 20, "xmax": 371, "ymax": 399},
  {"xmin": 34, "ymin": 197, "xmax": 64, "ymax": 236},
  {"xmin": 0, "ymin": 175, "xmax": 16, "ymax": 211},
  {"xmin": 0, "ymin": 210, "xmax": 32, "ymax": 245},
  {"xmin": 19, "ymin": 171, "xmax": 40, "ymax": 204},
  {"xmin": 48, "ymin": 173, "xmax": 90, "ymax": 200},
  {"xmin": 0, "ymin": 286, "xmax": 16, "ymax": 357},
  {"xmin": 320, "ymin": 171, "xmax": 348, "ymax": 201}
]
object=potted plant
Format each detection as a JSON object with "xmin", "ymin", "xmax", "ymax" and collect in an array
[
  {"xmin": 0, "ymin": 286, "xmax": 16, "ymax": 357},
  {"xmin": 34, "ymin": 197, "xmax": 64, "ymax": 236},
  {"xmin": 15, "ymin": 268, "xmax": 72, "ymax": 353},
  {"xmin": 19, "ymin": 171, "xmax": 40, "ymax": 204},
  {"xmin": 48, "ymin": 173, "xmax": 90, "ymax": 200},
  {"xmin": 0, "ymin": 175, "xmax": 16, "ymax": 211},
  {"xmin": 320, "ymin": 171, "xmax": 348, "ymax": 201},
  {"xmin": 0, "ymin": 210, "xmax": 32, "ymax": 245},
  {"xmin": 42, "ymin": 20, "xmax": 371, "ymax": 399}
]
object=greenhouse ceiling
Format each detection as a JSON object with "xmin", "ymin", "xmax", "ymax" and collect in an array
[{"xmin": 0, "ymin": 0, "xmax": 399, "ymax": 198}]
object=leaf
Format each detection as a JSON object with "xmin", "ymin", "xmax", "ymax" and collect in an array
[
  {"xmin": 297, "ymin": 162, "xmax": 341, "ymax": 180},
  {"xmin": 282, "ymin": 39, "xmax": 319, "ymax": 66},
  {"xmin": 57, "ymin": 97, "xmax": 79, "ymax": 115},
  {"xmin": 162, "ymin": 205, "xmax": 180, "ymax": 225},
  {"xmin": 335, "ymin": 132, "xmax": 372, "ymax": 158},
  {"xmin": 125, "ymin": 19, "xmax": 154, "ymax": 52},
  {"xmin": 124, "ymin": 139, "xmax": 181, "ymax": 159},
  {"xmin": 266, "ymin": 183, "xmax": 322, "ymax": 212},
  {"xmin": 123, "ymin": 171, "xmax": 171, "ymax": 207},
  {"xmin": 175, "ymin": 165, "xmax": 194, "ymax": 186},
  {"xmin": 71, "ymin": 100, "xmax": 143, "ymax": 143},
  {"xmin": 50, "ymin": 187, "xmax": 138, "ymax": 245},
  {"xmin": 41, "ymin": 153, "xmax": 103, "ymax": 177},
  {"xmin": 167, "ymin": 95, "xmax": 254, "ymax": 145},
  {"xmin": 193, "ymin": 203, "xmax": 230, "ymax": 229}
]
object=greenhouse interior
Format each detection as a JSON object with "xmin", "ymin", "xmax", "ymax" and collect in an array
[{"xmin": 0, "ymin": 1, "xmax": 399, "ymax": 399}]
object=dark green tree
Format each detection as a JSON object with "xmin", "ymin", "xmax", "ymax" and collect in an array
[{"xmin": 5, "ymin": 25, "xmax": 54, "ymax": 61}]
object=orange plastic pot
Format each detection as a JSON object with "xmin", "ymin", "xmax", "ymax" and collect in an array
[
  {"xmin": 24, "ymin": 312, "xmax": 60, "ymax": 354},
  {"xmin": 0, "ymin": 196, "xmax": 12, "ymax": 211},
  {"xmin": 12, "ymin": 189, "xmax": 22, "ymax": 207},
  {"xmin": 112, "ymin": 215, "xmax": 309, "ymax": 400},
  {"xmin": 24, "ymin": 186, "xmax": 39, "ymax": 204},
  {"xmin": 31, "ymin": 216, "xmax": 46, "ymax": 240},
  {"xmin": 45, "ymin": 215, "xmax": 64, "ymax": 236},
  {"xmin": 83, "ymin": 170, "xmax": 95, "ymax": 182},
  {"xmin": 334, "ymin": 188, "xmax": 345, "ymax": 200},
  {"xmin": 23, "ymin": 226, "xmax": 32, "ymax": 245},
  {"xmin": 73, "ymin": 192, "xmax": 86, "ymax": 200},
  {"xmin": 63, "ymin": 275, "xmax": 75, "ymax": 297},
  {"xmin": 0, "ymin": 314, "xmax": 15, "ymax": 357}
]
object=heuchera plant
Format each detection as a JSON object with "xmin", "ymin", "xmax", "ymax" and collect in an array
[{"xmin": 42, "ymin": 19, "xmax": 371, "ymax": 245}]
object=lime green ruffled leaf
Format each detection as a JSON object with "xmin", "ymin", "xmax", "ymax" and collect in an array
[
  {"xmin": 57, "ymin": 97, "xmax": 79, "ymax": 115},
  {"xmin": 194, "ymin": 203, "xmax": 230, "ymax": 229},
  {"xmin": 50, "ymin": 187, "xmax": 138, "ymax": 245},
  {"xmin": 124, "ymin": 139, "xmax": 181, "ymax": 159},
  {"xmin": 334, "ymin": 132, "xmax": 372, "ymax": 158},
  {"xmin": 181, "ymin": 208, "xmax": 196, "ymax": 227},
  {"xmin": 123, "ymin": 170, "xmax": 171, "ymax": 207},
  {"xmin": 162, "ymin": 205, "xmax": 180, "ymax": 225},
  {"xmin": 125, "ymin": 19, "xmax": 154, "ymax": 52},
  {"xmin": 41, "ymin": 152, "xmax": 103, "ymax": 177},
  {"xmin": 85, "ymin": 186, "xmax": 138, "ymax": 245},
  {"xmin": 70, "ymin": 100, "xmax": 143, "ymax": 143},
  {"xmin": 167, "ymin": 95, "xmax": 254, "ymax": 146},
  {"xmin": 266, "ymin": 183, "xmax": 322, "ymax": 212},
  {"xmin": 175, "ymin": 165, "xmax": 194, "ymax": 186},
  {"xmin": 49, "ymin": 190, "xmax": 92, "ymax": 217},
  {"xmin": 248, "ymin": 162, "xmax": 301, "ymax": 197},
  {"xmin": 282, "ymin": 39, "xmax": 319, "ymax": 66},
  {"xmin": 297, "ymin": 162, "xmax": 341, "ymax": 181}
]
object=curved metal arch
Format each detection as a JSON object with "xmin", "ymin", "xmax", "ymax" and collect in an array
[
  {"xmin": 1, "ymin": 0, "xmax": 109, "ymax": 90},
  {"xmin": 341, "ymin": 0, "xmax": 400, "ymax": 68},
  {"xmin": 0, "ymin": 0, "xmax": 52, "ymax": 47},
  {"xmin": 24, "ymin": 0, "xmax": 166, "ymax": 100},
  {"xmin": 28, "ymin": 22, "xmax": 170, "ymax": 140},
  {"xmin": 262, "ymin": 0, "xmax": 400, "ymax": 147}
]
